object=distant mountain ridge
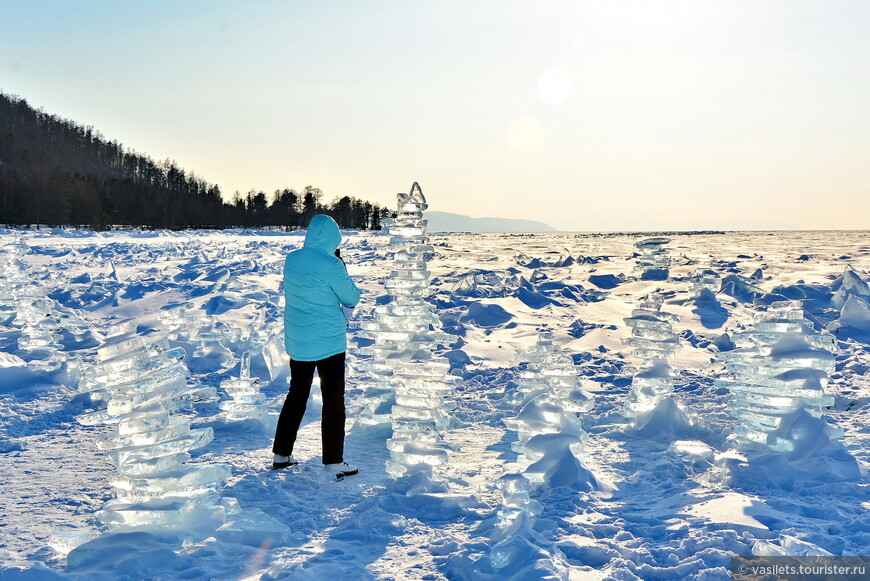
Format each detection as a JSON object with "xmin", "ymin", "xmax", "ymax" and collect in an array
[{"xmin": 425, "ymin": 211, "xmax": 556, "ymax": 233}]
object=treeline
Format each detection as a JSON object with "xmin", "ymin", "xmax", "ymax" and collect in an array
[{"xmin": 0, "ymin": 92, "xmax": 387, "ymax": 230}]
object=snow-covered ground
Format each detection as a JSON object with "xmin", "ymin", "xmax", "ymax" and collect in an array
[{"xmin": 1, "ymin": 228, "xmax": 869, "ymax": 580}]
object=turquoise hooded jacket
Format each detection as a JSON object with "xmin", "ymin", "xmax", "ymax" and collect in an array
[{"xmin": 283, "ymin": 215, "xmax": 361, "ymax": 361}]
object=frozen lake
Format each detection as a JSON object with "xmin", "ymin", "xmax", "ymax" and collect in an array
[{"xmin": 1, "ymin": 228, "xmax": 869, "ymax": 580}]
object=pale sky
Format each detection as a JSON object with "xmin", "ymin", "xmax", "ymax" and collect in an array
[{"xmin": 2, "ymin": 1, "xmax": 869, "ymax": 230}]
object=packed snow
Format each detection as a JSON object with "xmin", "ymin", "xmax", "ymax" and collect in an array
[{"xmin": 1, "ymin": 226, "xmax": 869, "ymax": 580}]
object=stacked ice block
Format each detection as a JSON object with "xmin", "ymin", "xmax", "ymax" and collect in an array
[
  {"xmin": 622, "ymin": 293, "xmax": 682, "ymax": 418},
  {"xmin": 385, "ymin": 357, "xmax": 459, "ymax": 480},
  {"xmin": 1, "ymin": 238, "xmax": 84, "ymax": 370},
  {"xmin": 634, "ymin": 237, "xmax": 671, "ymax": 280},
  {"xmin": 356, "ymin": 182, "xmax": 452, "ymax": 427},
  {"xmin": 218, "ymin": 315, "xmax": 270, "ymax": 426},
  {"xmin": 0, "ymin": 238, "xmax": 31, "ymax": 315},
  {"xmin": 503, "ymin": 330, "xmax": 593, "ymax": 489},
  {"xmin": 356, "ymin": 183, "xmax": 457, "ymax": 482},
  {"xmin": 77, "ymin": 322, "xmax": 226, "ymax": 528},
  {"xmin": 493, "ymin": 473, "xmax": 543, "ymax": 540},
  {"xmin": 158, "ymin": 303, "xmax": 197, "ymax": 342},
  {"xmin": 219, "ymin": 352, "xmax": 268, "ymax": 424},
  {"xmin": 190, "ymin": 312, "xmax": 235, "ymax": 370},
  {"xmin": 16, "ymin": 296, "xmax": 63, "ymax": 353},
  {"xmin": 718, "ymin": 301, "xmax": 839, "ymax": 452}
]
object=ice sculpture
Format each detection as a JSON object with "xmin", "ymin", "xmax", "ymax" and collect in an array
[
  {"xmin": 385, "ymin": 358, "xmax": 459, "ymax": 483},
  {"xmin": 16, "ymin": 297, "xmax": 63, "ymax": 352},
  {"xmin": 480, "ymin": 329, "xmax": 598, "ymax": 579},
  {"xmin": 218, "ymin": 322, "xmax": 246, "ymax": 352},
  {"xmin": 356, "ymin": 182, "xmax": 445, "ymax": 426},
  {"xmin": 503, "ymin": 330, "xmax": 595, "ymax": 490},
  {"xmin": 493, "ymin": 474, "xmax": 543, "ymax": 540},
  {"xmin": 486, "ymin": 331, "xmax": 591, "ymax": 576},
  {"xmin": 0, "ymin": 239, "xmax": 78, "ymax": 370},
  {"xmin": 356, "ymin": 182, "xmax": 457, "ymax": 485},
  {"xmin": 219, "ymin": 352, "xmax": 268, "ymax": 423},
  {"xmin": 192, "ymin": 314, "xmax": 222, "ymax": 356},
  {"xmin": 622, "ymin": 293, "xmax": 693, "ymax": 434},
  {"xmin": 77, "ymin": 321, "xmax": 228, "ymax": 528},
  {"xmin": 718, "ymin": 301, "xmax": 839, "ymax": 452},
  {"xmin": 0, "ymin": 238, "xmax": 30, "ymax": 309},
  {"xmin": 1, "ymin": 239, "xmax": 28, "ymax": 299},
  {"xmin": 218, "ymin": 315, "xmax": 271, "ymax": 427},
  {"xmin": 634, "ymin": 237, "xmax": 671, "ymax": 280},
  {"xmin": 486, "ymin": 473, "xmax": 571, "ymax": 578}
]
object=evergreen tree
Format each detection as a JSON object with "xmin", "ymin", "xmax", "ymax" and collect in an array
[{"xmin": 0, "ymin": 91, "xmax": 384, "ymax": 230}]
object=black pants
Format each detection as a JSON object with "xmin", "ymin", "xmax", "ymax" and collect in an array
[{"xmin": 272, "ymin": 352, "xmax": 346, "ymax": 465}]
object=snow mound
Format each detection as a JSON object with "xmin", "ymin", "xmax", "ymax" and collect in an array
[{"xmin": 461, "ymin": 302, "xmax": 514, "ymax": 327}]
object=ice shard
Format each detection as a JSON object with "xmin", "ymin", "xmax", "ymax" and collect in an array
[
  {"xmin": 689, "ymin": 267, "xmax": 722, "ymax": 296},
  {"xmin": 831, "ymin": 265, "xmax": 870, "ymax": 310},
  {"xmin": 451, "ymin": 270, "xmax": 519, "ymax": 298},
  {"xmin": 828, "ymin": 266, "xmax": 870, "ymax": 334}
]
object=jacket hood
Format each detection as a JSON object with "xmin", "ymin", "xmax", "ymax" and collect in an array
[{"xmin": 303, "ymin": 214, "xmax": 342, "ymax": 253}]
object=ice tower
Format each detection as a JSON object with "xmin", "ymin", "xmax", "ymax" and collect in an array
[
  {"xmin": 189, "ymin": 312, "xmax": 235, "ymax": 371},
  {"xmin": 2, "ymin": 238, "xmax": 78, "ymax": 370},
  {"xmin": 718, "ymin": 301, "xmax": 839, "ymax": 452},
  {"xmin": 485, "ymin": 472, "xmax": 570, "ymax": 579},
  {"xmin": 77, "ymin": 321, "xmax": 228, "ymax": 528},
  {"xmin": 622, "ymin": 293, "xmax": 692, "ymax": 434},
  {"xmin": 218, "ymin": 314, "xmax": 271, "ymax": 427},
  {"xmin": 503, "ymin": 330, "xmax": 595, "ymax": 490},
  {"xmin": 716, "ymin": 301, "xmax": 859, "ymax": 483},
  {"xmin": 485, "ymin": 331, "xmax": 592, "ymax": 577},
  {"xmin": 16, "ymin": 297, "xmax": 63, "ymax": 354},
  {"xmin": 634, "ymin": 237, "xmax": 671, "ymax": 280},
  {"xmin": 158, "ymin": 302, "xmax": 197, "ymax": 343},
  {"xmin": 356, "ymin": 182, "xmax": 457, "ymax": 486}
]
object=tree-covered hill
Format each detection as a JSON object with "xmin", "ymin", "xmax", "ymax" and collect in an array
[{"xmin": 0, "ymin": 92, "xmax": 386, "ymax": 230}]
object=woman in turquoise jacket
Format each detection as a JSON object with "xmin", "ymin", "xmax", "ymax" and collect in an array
[{"xmin": 272, "ymin": 214, "xmax": 361, "ymax": 479}]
